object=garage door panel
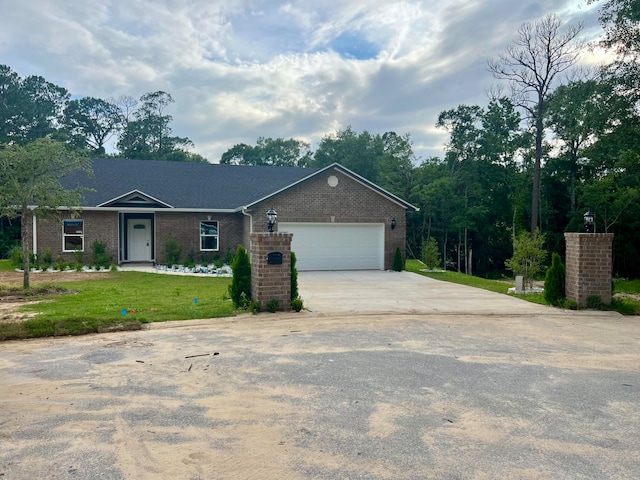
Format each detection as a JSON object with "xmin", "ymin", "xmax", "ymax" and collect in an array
[{"xmin": 279, "ymin": 223, "xmax": 384, "ymax": 271}]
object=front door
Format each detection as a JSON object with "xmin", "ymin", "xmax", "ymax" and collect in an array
[{"xmin": 128, "ymin": 218, "xmax": 152, "ymax": 261}]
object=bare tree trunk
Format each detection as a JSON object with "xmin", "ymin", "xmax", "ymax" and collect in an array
[{"xmin": 531, "ymin": 111, "xmax": 543, "ymax": 234}]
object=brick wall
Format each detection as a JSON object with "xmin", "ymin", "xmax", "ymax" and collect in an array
[
  {"xmin": 33, "ymin": 211, "xmax": 119, "ymax": 264},
  {"xmin": 564, "ymin": 233, "xmax": 613, "ymax": 307},
  {"xmin": 249, "ymin": 168, "xmax": 408, "ymax": 270},
  {"xmin": 250, "ymin": 232, "xmax": 292, "ymax": 311},
  {"xmin": 155, "ymin": 212, "xmax": 243, "ymax": 265}
]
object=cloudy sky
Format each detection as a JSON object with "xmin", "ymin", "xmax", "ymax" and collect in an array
[{"xmin": 0, "ymin": 0, "xmax": 609, "ymax": 163}]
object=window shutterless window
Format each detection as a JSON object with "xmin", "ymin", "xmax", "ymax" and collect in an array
[
  {"xmin": 200, "ymin": 221, "xmax": 218, "ymax": 251},
  {"xmin": 63, "ymin": 219, "xmax": 84, "ymax": 252}
]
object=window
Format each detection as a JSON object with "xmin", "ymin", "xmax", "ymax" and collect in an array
[
  {"xmin": 200, "ymin": 221, "xmax": 218, "ymax": 251},
  {"xmin": 63, "ymin": 219, "xmax": 84, "ymax": 252}
]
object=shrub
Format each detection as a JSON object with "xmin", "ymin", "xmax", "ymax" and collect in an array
[
  {"xmin": 164, "ymin": 235, "xmax": 182, "ymax": 266},
  {"xmin": 393, "ymin": 247, "xmax": 404, "ymax": 272},
  {"xmin": 544, "ymin": 252, "xmax": 565, "ymax": 306},
  {"xmin": 587, "ymin": 295, "xmax": 605, "ymax": 310},
  {"xmin": 266, "ymin": 299, "xmax": 279, "ymax": 313},
  {"xmin": 249, "ymin": 301, "xmax": 261, "ymax": 314},
  {"xmin": 184, "ymin": 251, "xmax": 196, "ymax": 269},
  {"xmin": 562, "ymin": 299, "xmax": 578, "ymax": 310},
  {"xmin": 421, "ymin": 237, "xmax": 441, "ymax": 269},
  {"xmin": 40, "ymin": 248, "xmax": 53, "ymax": 270},
  {"xmin": 291, "ymin": 251, "xmax": 299, "ymax": 300},
  {"xmin": 505, "ymin": 229, "xmax": 546, "ymax": 289},
  {"xmin": 229, "ymin": 245, "xmax": 251, "ymax": 308},
  {"xmin": 91, "ymin": 241, "xmax": 111, "ymax": 269},
  {"xmin": 9, "ymin": 246, "xmax": 22, "ymax": 269},
  {"xmin": 74, "ymin": 249, "xmax": 84, "ymax": 270},
  {"xmin": 291, "ymin": 297, "xmax": 304, "ymax": 312}
]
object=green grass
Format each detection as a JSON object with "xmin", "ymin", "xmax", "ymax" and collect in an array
[
  {"xmin": 406, "ymin": 259, "xmax": 639, "ymax": 314},
  {"xmin": 0, "ymin": 271, "xmax": 235, "ymax": 340},
  {"xmin": 0, "ymin": 259, "xmax": 13, "ymax": 271}
]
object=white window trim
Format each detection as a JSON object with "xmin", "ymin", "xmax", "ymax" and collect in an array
[
  {"xmin": 62, "ymin": 219, "xmax": 84, "ymax": 252},
  {"xmin": 200, "ymin": 220, "xmax": 219, "ymax": 252}
]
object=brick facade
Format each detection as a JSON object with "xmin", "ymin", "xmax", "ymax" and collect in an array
[
  {"xmin": 248, "ymin": 169, "xmax": 407, "ymax": 270},
  {"xmin": 564, "ymin": 233, "xmax": 613, "ymax": 308},
  {"xmin": 250, "ymin": 232, "xmax": 292, "ymax": 311}
]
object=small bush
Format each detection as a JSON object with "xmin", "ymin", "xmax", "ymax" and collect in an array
[
  {"xmin": 266, "ymin": 299, "xmax": 279, "ymax": 313},
  {"xmin": 184, "ymin": 251, "xmax": 196, "ymax": 269},
  {"xmin": 544, "ymin": 252, "xmax": 565, "ymax": 306},
  {"xmin": 164, "ymin": 235, "xmax": 182, "ymax": 266},
  {"xmin": 393, "ymin": 247, "xmax": 404, "ymax": 272},
  {"xmin": 74, "ymin": 249, "xmax": 84, "ymax": 270},
  {"xmin": 91, "ymin": 241, "xmax": 111, "ymax": 269},
  {"xmin": 291, "ymin": 251, "xmax": 299, "ymax": 300},
  {"xmin": 421, "ymin": 237, "xmax": 441, "ymax": 270},
  {"xmin": 41, "ymin": 248, "xmax": 53, "ymax": 269},
  {"xmin": 249, "ymin": 301, "xmax": 261, "ymax": 314},
  {"xmin": 562, "ymin": 299, "xmax": 578, "ymax": 310},
  {"xmin": 9, "ymin": 246, "xmax": 22, "ymax": 269},
  {"xmin": 229, "ymin": 245, "xmax": 251, "ymax": 308},
  {"xmin": 587, "ymin": 295, "xmax": 605, "ymax": 310},
  {"xmin": 291, "ymin": 297, "xmax": 304, "ymax": 312}
]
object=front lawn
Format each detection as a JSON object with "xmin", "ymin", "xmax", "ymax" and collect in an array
[
  {"xmin": 0, "ymin": 271, "xmax": 235, "ymax": 340},
  {"xmin": 406, "ymin": 259, "xmax": 639, "ymax": 314}
]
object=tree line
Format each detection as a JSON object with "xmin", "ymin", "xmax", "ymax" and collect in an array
[{"xmin": 0, "ymin": 65, "xmax": 205, "ymax": 162}]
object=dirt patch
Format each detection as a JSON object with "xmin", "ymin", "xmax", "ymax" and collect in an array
[{"xmin": 0, "ymin": 270, "xmax": 112, "ymax": 322}]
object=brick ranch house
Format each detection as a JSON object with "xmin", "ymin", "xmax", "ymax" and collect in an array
[{"xmin": 26, "ymin": 158, "xmax": 418, "ymax": 271}]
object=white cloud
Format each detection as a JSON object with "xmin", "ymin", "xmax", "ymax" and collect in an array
[{"xmin": 0, "ymin": 0, "xmax": 609, "ymax": 163}]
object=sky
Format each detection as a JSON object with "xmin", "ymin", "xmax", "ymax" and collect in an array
[{"xmin": 0, "ymin": 0, "xmax": 610, "ymax": 163}]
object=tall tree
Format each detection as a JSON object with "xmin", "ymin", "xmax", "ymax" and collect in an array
[
  {"xmin": 590, "ymin": 0, "xmax": 640, "ymax": 102},
  {"xmin": 63, "ymin": 97, "xmax": 121, "ymax": 154},
  {"xmin": 0, "ymin": 65, "xmax": 69, "ymax": 144},
  {"xmin": 488, "ymin": 14, "xmax": 583, "ymax": 234},
  {"xmin": 0, "ymin": 138, "xmax": 91, "ymax": 288},
  {"xmin": 220, "ymin": 137, "xmax": 311, "ymax": 166},
  {"xmin": 117, "ymin": 91, "xmax": 196, "ymax": 161}
]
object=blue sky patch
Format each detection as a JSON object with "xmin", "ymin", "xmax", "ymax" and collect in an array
[{"xmin": 330, "ymin": 31, "xmax": 379, "ymax": 60}]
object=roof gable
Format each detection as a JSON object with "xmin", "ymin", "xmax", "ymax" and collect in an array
[{"xmin": 98, "ymin": 190, "xmax": 173, "ymax": 208}]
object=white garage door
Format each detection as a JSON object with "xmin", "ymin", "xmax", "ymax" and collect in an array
[{"xmin": 279, "ymin": 222, "xmax": 384, "ymax": 271}]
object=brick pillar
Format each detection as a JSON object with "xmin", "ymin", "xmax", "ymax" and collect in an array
[
  {"xmin": 564, "ymin": 233, "xmax": 613, "ymax": 308},
  {"xmin": 250, "ymin": 232, "xmax": 292, "ymax": 311}
]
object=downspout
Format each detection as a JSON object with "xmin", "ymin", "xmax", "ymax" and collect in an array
[
  {"xmin": 241, "ymin": 207, "xmax": 253, "ymax": 263},
  {"xmin": 31, "ymin": 208, "xmax": 37, "ymax": 258}
]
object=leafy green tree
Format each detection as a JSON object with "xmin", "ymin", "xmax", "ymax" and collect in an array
[
  {"xmin": 590, "ymin": 0, "xmax": 640, "ymax": 102},
  {"xmin": 0, "ymin": 138, "xmax": 91, "ymax": 288},
  {"xmin": 117, "ymin": 91, "xmax": 197, "ymax": 161},
  {"xmin": 313, "ymin": 126, "xmax": 383, "ymax": 182},
  {"xmin": 488, "ymin": 14, "xmax": 583, "ymax": 233},
  {"xmin": 421, "ymin": 237, "xmax": 441, "ymax": 270},
  {"xmin": 220, "ymin": 137, "xmax": 311, "ymax": 166},
  {"xmin": 0, "ymin": 65, "xmax": 69, "ymax": 144},
  {"xmin": 63, "ymin": 97, "xmax": 121, "ymax": 154},
  {"xmin": 505, "ymin": 229, "xmax": 547, "ymax": 289}
]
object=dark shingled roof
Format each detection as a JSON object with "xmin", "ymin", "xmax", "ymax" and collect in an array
[{"xmin": 61, "ymin": 158, "xmax": 321, "ymax": 210}]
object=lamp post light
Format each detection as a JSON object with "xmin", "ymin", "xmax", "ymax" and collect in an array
[
  {"xmin": 266, "ymin": 208, "xmax": 278, "ymax": 232},
  {"xmin": 584, "ymin": 209, "xmax": 595, "ymax": 233}
]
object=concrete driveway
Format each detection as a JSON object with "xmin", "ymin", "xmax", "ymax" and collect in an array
[{"xmin": 299, "ymin": 270, "xmax": 554, "ymax": 315}]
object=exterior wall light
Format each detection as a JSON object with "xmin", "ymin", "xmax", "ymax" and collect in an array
[
  {"xmin": 266, "ymin": 208, "xmax": 278, "ymax": 232},
  {"xmin": 391, "ymin": 218, "xmax": 396, "ymax": 230},
  {"xmin": 583, "ymin": 209, "xmax": 595, "ymax": 233}
]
